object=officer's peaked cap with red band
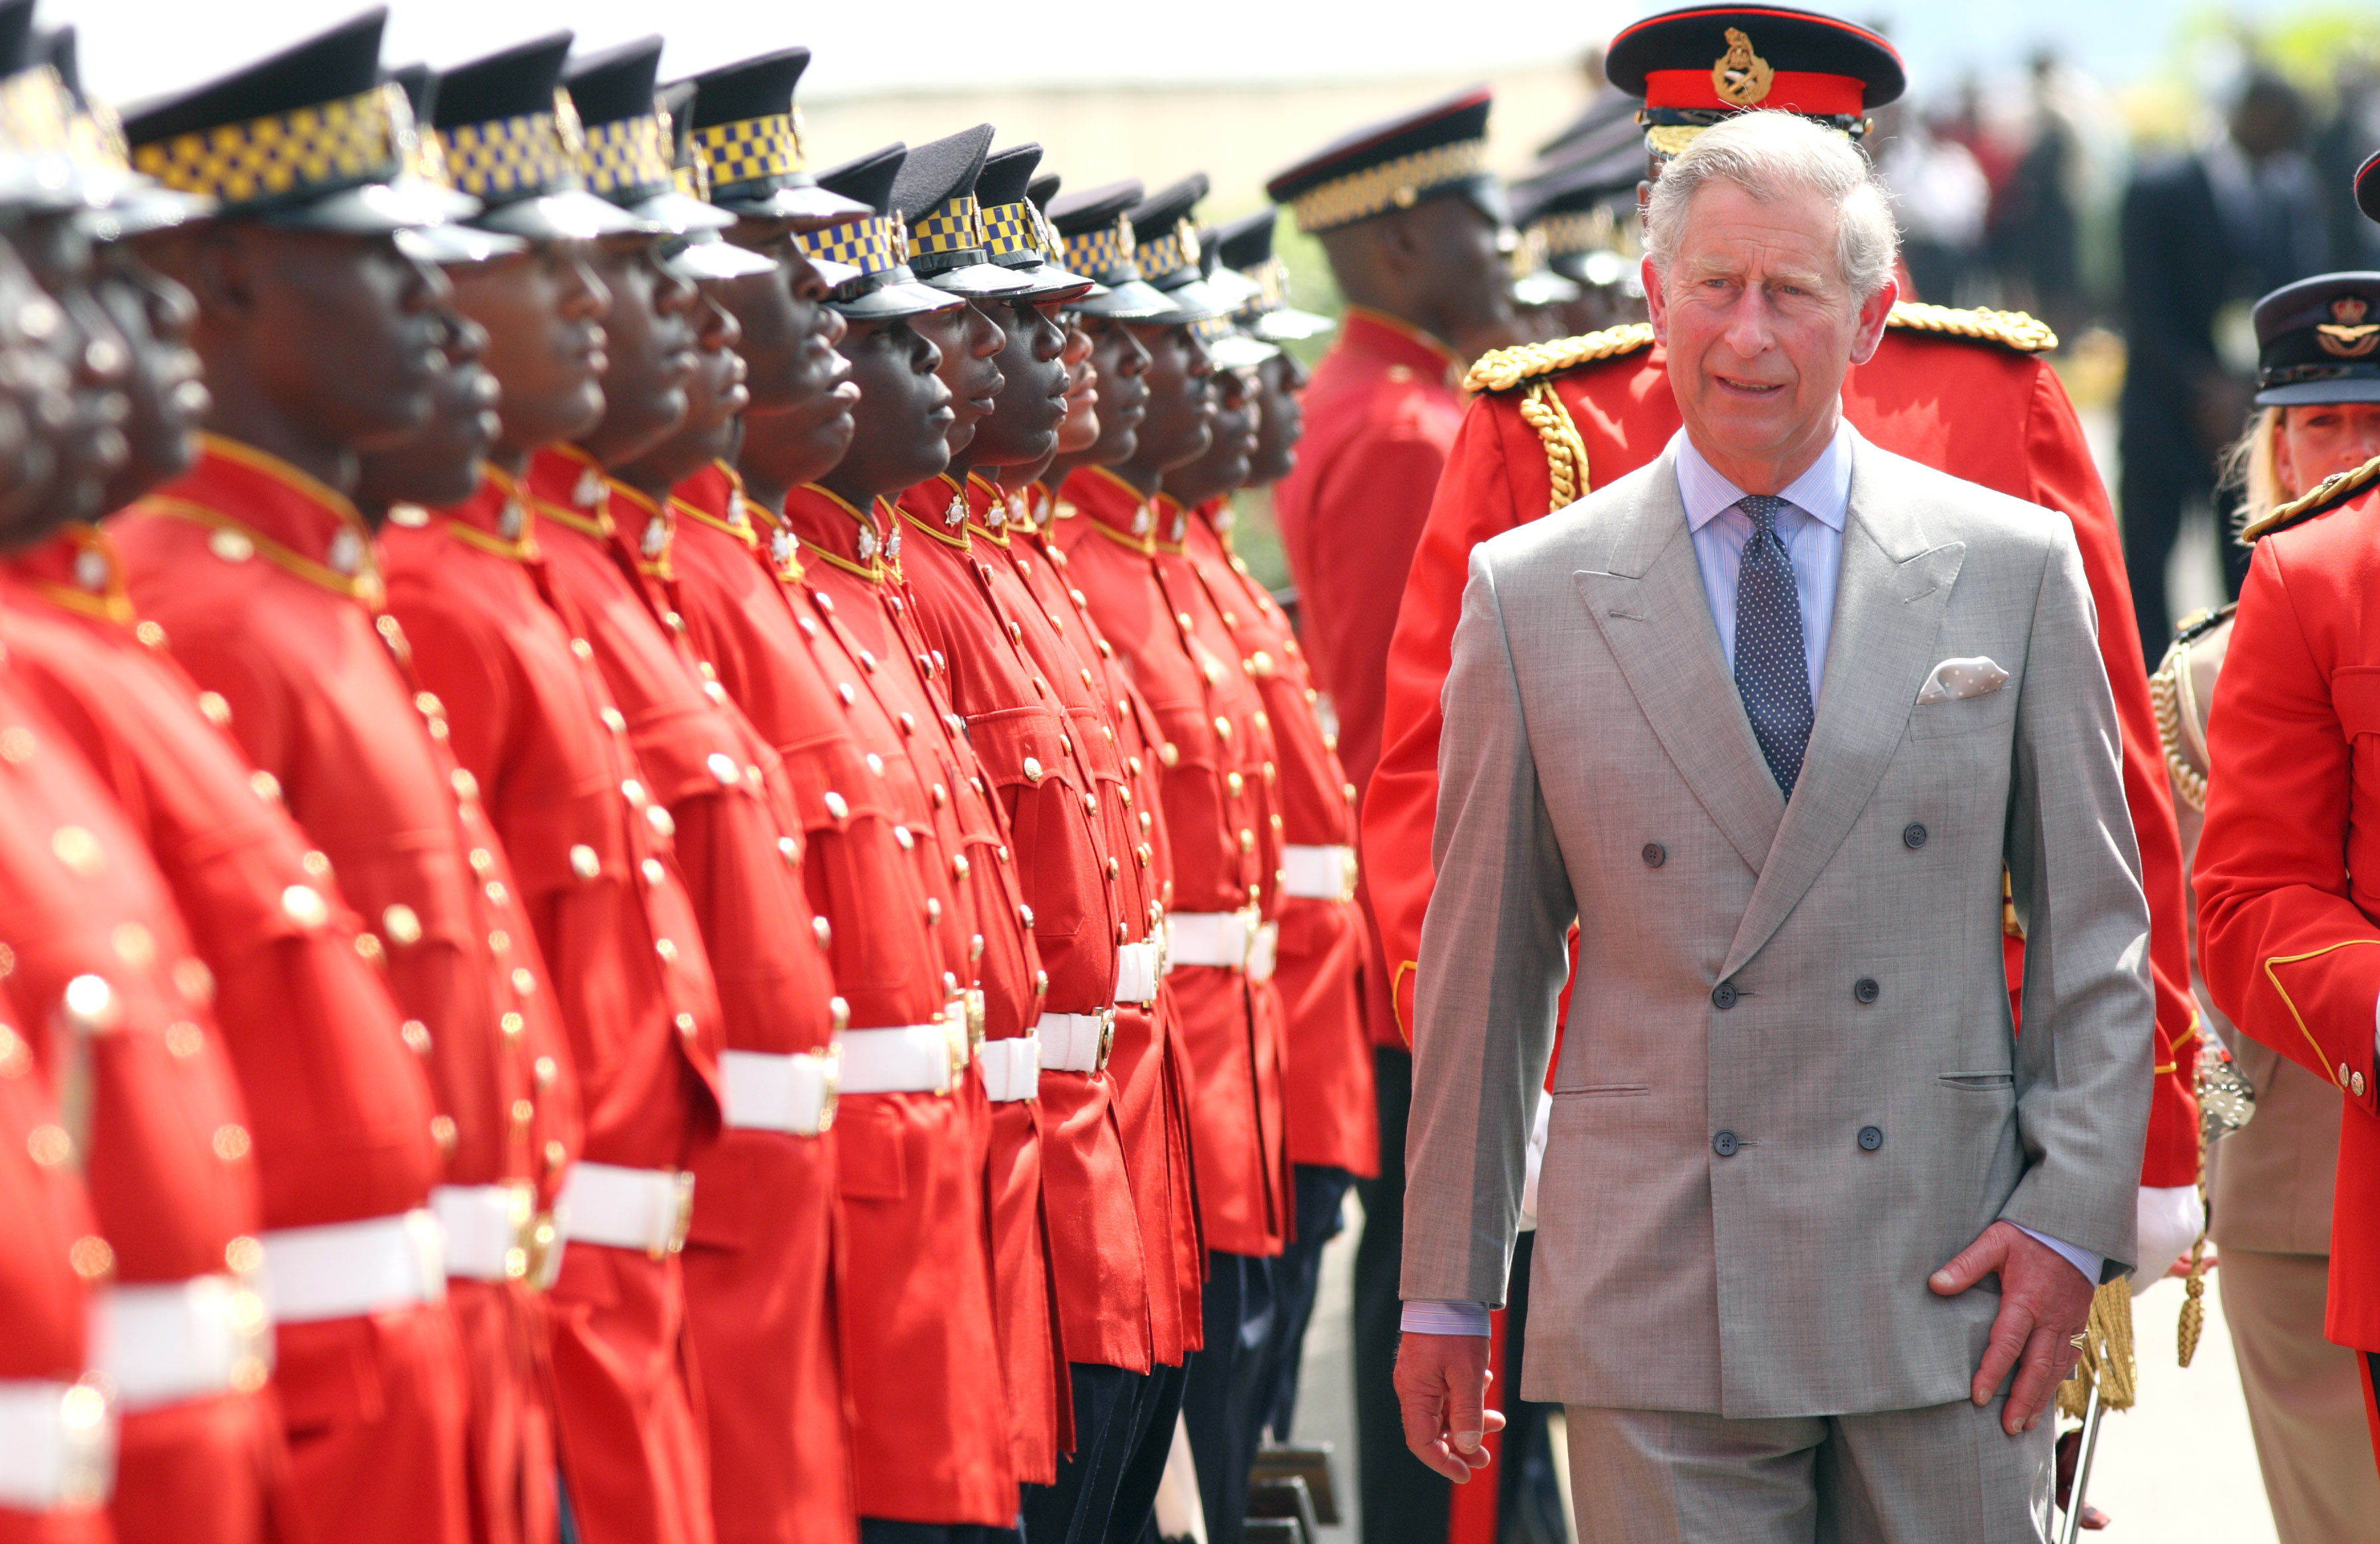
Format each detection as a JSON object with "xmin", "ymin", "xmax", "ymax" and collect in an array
[
  {"xmin": 2358, "ymin": 148, "xmax": 2380, "ymax": 225},
  {"xmin": 1607, "ymin": 5, "xmax": 1904, "ymax": 119}
]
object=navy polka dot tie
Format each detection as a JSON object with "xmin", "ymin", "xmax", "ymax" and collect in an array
[{"xmin": 1733, "ymin": 494, "xmax": 1813, "ymax": 797}]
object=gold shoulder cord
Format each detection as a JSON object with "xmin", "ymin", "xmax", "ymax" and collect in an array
[
  {"xmin": 2149, "ymin": 642, "xmax": 2206, "ymax": 813},
  {"xmin": 2241, "ymin": 450, "xmax": 2380, "ymax": 541},
  {"xmin": 1881, "ymin": 300, "xmax": 2058, "ymax": 353},
  {"xmin": 1519, "ymin": 382, "xmax": 1589, "ymax": 513}
]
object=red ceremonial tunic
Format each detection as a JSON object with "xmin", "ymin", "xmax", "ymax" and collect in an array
[
  {"xmin": 771, "ymin": 479, "xmax": 1049, "ymax": 1508},
  {"xmin": 381, "ymin": 456, "xmax": 750, "ymax": 1544},
  {"xmin": 2196, "ymin": 487, "xmax": 2380, "ymax": 1349},
  {"xmin": 1057, "ymin": 468, "xmax": 1290, "ymax": 1259},
  {"xmin": 1007, "ymin": 480, "xmax": 1204, "ymax": 1362},
  {"xmin": 893, "ymin": 473, "xmax": 1151, "ymax": 1376},
  {"xmin": 114, "ymin": 435, "xmax": 579, "ymax": 1544},
  {"xmin": 0, "ymin": 969, "xmax": 109, "ymax": 1544},
  {"xmin": 1182, "ymin": 501, "xmax": 1374, "ymax": 1177},
  {"xmin": 1361, "ymin": 328, "xmax": 2204, "ymax": 1185},
  {"xmin": 0, "ymin": 622, "xmax": 270, "ymax": 1544}
]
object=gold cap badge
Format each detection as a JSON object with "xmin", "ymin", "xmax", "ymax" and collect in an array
[
  {"xmin": 2318, "ymin": 296, "xmax": 2380, "ymax": 359},
  {"xmin": 1712, "ymin": 29, "xmax": 1774, "ymax": 108}
]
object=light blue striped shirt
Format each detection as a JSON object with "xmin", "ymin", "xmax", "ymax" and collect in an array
[{"xmin": 1675, "ymin": 419, "xmax": 1853, "ymax": 702}]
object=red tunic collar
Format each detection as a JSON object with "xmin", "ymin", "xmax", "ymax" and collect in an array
[
  {"xmin": 3, "ymin": 523, "xmax": 139, "ymax": 628},
  {"xmin": 1059, "ymin": 464, "xmax": 1161, "ymax": 556},
  {"xmin": 778, "ymin": 482, "xmax": 901, "ymax": 584},
  {"xmin": 523, "ymin": 444, "xmax": 618, "ymax": 539},
  {"xmin": 133, "ymin": 434, "xmax": 387, "ymax": 608},
  {"xmin": 1338, "ymin": 306, "xmax": 1463, "ymax": 391}
]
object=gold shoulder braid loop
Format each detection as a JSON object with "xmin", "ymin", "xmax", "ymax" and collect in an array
[
  {"xmin": 1882, "ymin": 301, "xmax": 2057, "ymax": 354},
  {"xmin": 1461, "ymin": 322, "xmax": 1655, "ymax": 395},
  {"xmin": 2148, "ymin": 643, "xmax": 2206, "ymax": 814},
  {"xmin": 2241, "ymin": 450, "xmax": 2380, "ymax": 542},
  {"xmin": 1518, "ymin": 382, "xmax": 1590, "ymax": 514}
]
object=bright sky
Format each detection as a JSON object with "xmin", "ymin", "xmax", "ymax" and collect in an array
[{"xmin": 46, "ymin": 0, "xmax": 2323, "ymax": 112}]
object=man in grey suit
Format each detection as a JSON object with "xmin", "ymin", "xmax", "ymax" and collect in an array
[{"xmin": 1394, "ymin": 109, "xmax": 2154, "ymax": 1541}]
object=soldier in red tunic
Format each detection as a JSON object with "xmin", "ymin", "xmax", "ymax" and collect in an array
[
  {"xmin": 2196, "ymin": 151, "xmax": 2380, "ymax": 1482},
  {"xmin": 106, "ymin": 20, "xmax": 555, "ymax": 1543},
  {"xmin": 770, "ymin": 142, "xmax": 1041, "ymax": 1543}
]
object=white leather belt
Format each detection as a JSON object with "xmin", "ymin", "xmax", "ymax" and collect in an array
[
  {"xmin": 1114, "ymin": 940, "xmax": 1160, "ymax": 1004},
  {"xmin": 0, "ymin": 1380, "xmax": 112, "ymax": 1510},
  {"xmin": 432, "ymin": 1182, "xmax": 537, "ymax": 1283},
  {"xmin": 92, "ymin": 1275, "xmax": 270, "ymax": 1411},
  {"xmin": 976, "ymin": 1036, "xmax": 1041, "ymax": 1102},
  {"xmin": 839, "ymin": 1007, "xmax": 968, "ymax": 1096},
  {"xmin": 1167, "ymin": 910, "xmax": 1254, "ymax": 971},
  {"xmin": 263, "ymin": 1209, "xmax": 446, "ymax": 1325},
  {"xmin": 1248, "ymin": 921, "xmax": 1279, "ymax": 984},
  {"xmin": 1280, "ymin": 844, "xmax": 1357, "ymax": 901},
  {"xmin": 1036, "ymin": 1010, "xmax": 1114, "ymax": 1073},
  {"xmin": 558, "ymin": 1163, "xmax": 693, "ymax": 1259},
  {"xmin": 720, "ymin": 1047, "xmax": 840, "ymax": 1135}
]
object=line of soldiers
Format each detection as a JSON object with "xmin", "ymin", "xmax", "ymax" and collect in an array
[{"xmin": 0, "ymin": 8, "xmax": 1398, "ymax": 1544}]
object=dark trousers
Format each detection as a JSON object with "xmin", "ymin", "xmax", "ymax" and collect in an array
[
  {"xmin": 1113, "ymin": 1358, "xmax": 1189, "ymax": 1543},
  {"xmin": 1181, "ymin": 1252, "xmax": 1280, "ymax": 1544},
  {"xmin": 861, "ymin": 1525, "xmax": 1019, "ymax": 1544},
  {"xmin": 1353, "ymin": 1049, "xmax": 1563, "ymax": 1544},
  {"xmin": 1353, "ymin": 1049, "xmax": 1448, "ymax": 1544},
  {"xmin": 1021, "ymin": 1363, "xmax": 1146, "ymax": 1544},
  {"xmin": 1264, "ymin": 1164, "xmax": 1357, "ymax": 1441}
]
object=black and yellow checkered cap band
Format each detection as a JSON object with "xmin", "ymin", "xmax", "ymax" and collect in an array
[
  {"xmin": 982, "ymin": 200, "xmax": 1044, "ymax": 263},
  {"xmin": 1065, "ymin": 213, "xmax": 1137, "ymax": 279},
  {"xmin": 1534, "ymin": 209, "xmax": 1607, "ymax": 258},
  {"xmin": 579, "ymin": 113, "xmax": 671, "ymax": 197},
  {"xmin": 133, "ymin": 81, "xmax": 411, "ymax": 206},
  {"xmin": 1136, "ymin": 218, "xmax": 1201, "ymax": 279},
  {"xmin": 1288, "ymin": 136, "xmax": 1487, "ymax": 233},
  {"xmin": 436, "ymin": 105, "xmax": 580, "ymax": 200},
  {"xmin": 797, "ymin": 212, "xmax": 906, "ymax": 278},
  {"xmin": 694, "ymin": 111, "xmax": 804, "ymax": 188},
  {"xmin": 0, "ymin": 66, "xmax": 76, "ymax": 158},
  {"xmin": 910, "ymin": 194, "xmax": 984, "ymax": 258}
]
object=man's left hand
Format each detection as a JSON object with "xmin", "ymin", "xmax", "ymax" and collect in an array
[{"xmin": 1929, "ymin": 1219, "xmax": 2095, "ymax": 1435}]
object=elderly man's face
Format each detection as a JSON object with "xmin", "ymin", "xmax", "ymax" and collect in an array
[{"xmin": 1644, "ymin": 179, "xmax": 1892, "ymax": 485}]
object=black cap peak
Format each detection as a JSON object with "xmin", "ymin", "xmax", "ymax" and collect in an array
[
  {"xmin": 124, "ymin": 9, "xmax": 388, "ymax": 147},
  {"xmin": 1211, "ymin": 208, "xmax": 1277, "ymax": 272},
  {"xmin": 685, "ymin": 47, "xmax": 810, "ymax": 130},
  {"xmin": 433, "ymin": 33, "xmax": 572, "ymax": 129},
  {"xmin": 979, "ymin": 144, "xmax": 1042, "ymax": 209},
  {"xmin": 1129, "ymin": 174, "xmax": 1207, "ymax": 245},
  {"xmin": 1048, "ymin": 178, "xmax": 1140, "ymax": 235},
  {"xmin": 816, "ymin": 143, "xmax": 905, "ymax": 218},
  {"xmin": 892, "ymin": 124, "xmax": 992, "ymax": 223},
  {"xmin": 562, "ymin": 35, "xmax": 663, "ymax": 128}
]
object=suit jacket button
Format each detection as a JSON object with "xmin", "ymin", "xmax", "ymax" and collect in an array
[
  {"xmin": 1711, "ymin": 982, "xmax": 1738, "ymax": 1010},
  {"xmin": 1642, "ymin": 842, "xmax": 1666, "ymax": 868},
  {"xmin": 1902, "ymin": 823, "xmax": 1928, "ymax": 849},
  {"xmin": 1853, "ymin": 977, "xmax": 1880, "ymax": 1004},
  {"xmin": 1713, "ymin": 1130, "xmax": 1740, "ymax": 1157},
  {"xmin": 1858, "ymin": 1126, "xmax": 1884, "ymax": 1151}
]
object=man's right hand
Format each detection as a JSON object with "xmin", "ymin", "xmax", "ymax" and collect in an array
[{"xmin": 1393, "ymin": 1331, "xmax": 1507, "ymax": 1482}]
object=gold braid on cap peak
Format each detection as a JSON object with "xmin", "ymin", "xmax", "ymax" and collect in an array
[
  {"xmin": 2242, "ymin": 450, "xmax": 2380, "ymax": 541},
  {"xmin": 1289, "ymin": 137, "xmax": 1487, "ymax": 234},
  {"xmin": 1884, "ymin": 300, "xmax": 2056, "ymax": 354}
]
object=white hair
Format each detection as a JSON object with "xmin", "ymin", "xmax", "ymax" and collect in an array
[{"xmin": 1642, "ymin": 110, "xmax": 1900, "ymax": 301}]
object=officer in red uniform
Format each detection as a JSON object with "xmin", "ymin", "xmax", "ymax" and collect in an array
[
  {"xmin": 1193, "ymin": 214, "xmax": 1378, "ymax": 1456},
  {"xmin": 1256, "ymin": 88, "xmax": 1525, "ymax": 1544},
  {"xmin": 107, "ymin": 19, "xmax": 561, "ymax": 1543},
  {"xmin": 1053, "ymin": 172, "xmax": 1291, "ymax": 1544},
  {"xmin": 2196, "ymin": 149, "xmax": 2380, "ymax": 1479},
  {"xmin": 771, "ymin": 142, "xmax": 1041, "ymax": 1543},
  {"xmin": 886, "ymin": 129, "xmax": 1175, "ymax": 1543},
  {"xmin": 1003, "ymin": 157, "xmax": 1209, "ymax": 1541},
  {"xmin": 356, "ymin": 36, "xmax": 751, "ymax": 1544}
]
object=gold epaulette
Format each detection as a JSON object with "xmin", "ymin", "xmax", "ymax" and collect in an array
[
  {"xmin": 2241, "ymin": 452, "xmax": 2380, "ymax": 542},
  {"xmin": 1460, "ymin": 323, "xmax": 1656, "ymax": 395},
  {"xmin": 1883, "ymin": 301, "xmax": 2057, "ymax": 353}
]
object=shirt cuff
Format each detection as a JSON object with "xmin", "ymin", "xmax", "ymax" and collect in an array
[
  {"xmin": 2015, "ymin": 1225, "xmax": 2103, "ymax": 1287},
  {"xmin": 1400, "ymin": 1300, "xmax": 1492, "ymax": 1337}
]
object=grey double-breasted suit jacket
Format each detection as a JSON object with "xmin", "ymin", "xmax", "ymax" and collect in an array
[{"xmin": 1402, "ymin": 430, "xmax": 2153, "ymax": 1418}]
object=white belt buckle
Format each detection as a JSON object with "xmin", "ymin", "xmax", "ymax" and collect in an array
[
  {"xmin": 1280, "ymin": 843, "xmax": 1358, "ymax": 902},
  {"xmin": 92, "ymin": 1274, "xmax": 272, "ymax": 1411},
  {"xmin": 0, "ymin": 1380, "xmax": 113, "ymax": 1511},
  {"xmin": 1034, "ymin": 1009, "xmax": 1116, "ymax": 1073},
  {"xmin": 432, "ymin": 1182, "xmax": 537, "ymax": 1283},
  {"xmin": 1248, "ymin": 920, "xmax": 1280, "ymax": 983},
  {"xmin": 557, "ymin": 1164, "xmax": 695, "ymax": 1259},
  {"xmin": 976, "ymin": 1035, "xmax": 1042, "ymax": 1102},
  {"xmin": 720, "ymin": 1047, "xmax": 842, "ymax": 1135}
]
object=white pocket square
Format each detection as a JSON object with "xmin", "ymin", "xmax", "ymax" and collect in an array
[{"xmin": 1916, "ymin": 656, "xmax": 2009, "ymax": 704}]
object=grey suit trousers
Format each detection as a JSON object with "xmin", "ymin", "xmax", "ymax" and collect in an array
[{"xmin": 1562, "ymin": 1397, "xmax": 2052, "ymax": 1543}]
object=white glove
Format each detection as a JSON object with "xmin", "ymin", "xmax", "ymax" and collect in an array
[
  {"xmin": 1517, "ymin": 1092, "xmax": 1551, "ymax": 1233},
  {"xmin": 2131, "ymin": 1184, "xmax": 2206, "ymax": 1297}
]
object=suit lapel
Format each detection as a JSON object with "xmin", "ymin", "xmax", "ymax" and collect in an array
[
  {"xmin": 1575, "ymin": 453, "xmax": 1783, "ymax": 875},
  {"xmin": 1721, "ymin": 441, "xmax": 1966, "ymax": 978}
]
